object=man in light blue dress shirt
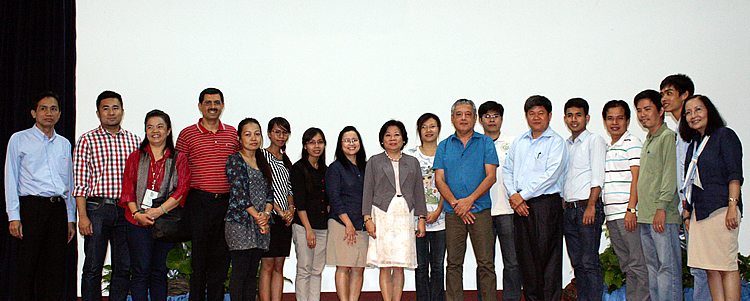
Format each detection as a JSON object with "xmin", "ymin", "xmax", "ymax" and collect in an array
[
  {"xmin": 562, "ymin": 98, "xmax": 607, "ymax": 301},
  {"xmin": 5, "ymin": 91, "xmax": 76, "ymax": 300},
  {"xmin": 503, "ymin": 95, "xmax": 568, "ymax": 301}
]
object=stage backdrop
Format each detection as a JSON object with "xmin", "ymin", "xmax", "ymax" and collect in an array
[{"xmin": 76, "ymin": 0, "xmax": 750, "ymax": 295}]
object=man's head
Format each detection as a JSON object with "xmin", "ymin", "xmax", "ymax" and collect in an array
[
  {"xmin": 96, "ymin": 91, "xmax": 124, "ymax": 129},
  {"xmin": 634, "ymin": 89, "xmax": 664, "ymax": 131},
  {"xmin": 660, "ymin": 74, "xmax": 694, "ymax": 115},
  {"xmin": 198, "ymin": 87, "xmax": 224, "ymax": 121},
  {"xmin": 31, "ymin": 91, "xmax": 61, "ymax": 130},
  {"xmin": 602, "ymin": 100, "xmax": 631, "ymax": 140},
  {"xmin": 524, "ymin": 95, "xmax": 552, "ymax": 135},
  {"xmin": 564, "ymin": 98, "xmax": 589, "ymax": 137},
  {"xmin": 478, "ymin": 100, "xmax": 504, "ymax": 136},
  {"xmin": 450, "ymin": 99, "xmax": 477, "ymax": 134}
]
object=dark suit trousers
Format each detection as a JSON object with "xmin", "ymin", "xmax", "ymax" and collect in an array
[
  {"xmin": 187, "ymin": 189, "xmax": 231, "ymax": 301},
  {"xmin": 514, "ymin": 193, "xmax": 563, "ymax": 301}
]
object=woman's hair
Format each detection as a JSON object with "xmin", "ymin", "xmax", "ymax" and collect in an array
[
  {"xmin": 416, "ymin": 113, "xmax": 441, "ymax": 144},
  {"xmin": 267, "ymin": 116, "xmax": 293, "ymax": 169},
  {"xmin": 678, "ymin": 95, "xmax": 727, "ymax": 141},
  {"xmin": 139, "ymin": 109, "xmax": 175, "ymax": 157},
  {"xmin": 238, "ymin": 118, "xmax": 274, "ymax": 187},
  {"xmin": 301, "ymin": 127, "xmax": 327, "ymax": 165},
  {"xmin": 334, "ymin": 126, "xmax": 367, "ymax": 172},
  {"xmin": 378, "ymin": 119, "xmax": 408, "ymax": 150}
]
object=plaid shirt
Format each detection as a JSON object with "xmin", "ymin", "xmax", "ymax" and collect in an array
[{"xmin": 73, "ymin": 125, "xmax": 141, "ymax": 199}]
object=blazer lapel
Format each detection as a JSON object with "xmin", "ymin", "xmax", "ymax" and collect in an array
[
  {"xmin": 398, "ymin": 158, "xmax": 410, "ymax": 189},
  {"xmin": 382, "ymin": 156, "xmax": 397, "ymax": 191}
]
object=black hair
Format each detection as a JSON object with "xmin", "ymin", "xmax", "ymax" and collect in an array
[
  {"xmin": 334, "ymin": 126, "xmax": 367, "ymax": 173},
  {"xmin": 267, "ymin": 117, "xmax": 293, "ymax": 169},
  {"xmin": 301, "ymin": 127, "xmax": 327, "ymax": 168},
  {"xmin": 601, "ymin": 100, "xmax": 631, "ymax": 120},
  {"xmin": 478, "ymin": 100, "xmax": 504, "ymax": 117},
  {"xmin": 96, "ymin": 90, "xmax": 123, "ymax": 109},
  {"xmin": 523, "ymin": 95, "xmax": 552, "ymax": 113},
  {"xmin": 633, "ymin": 89, "xmax": 664, "ymax": 119},
  {"xmin": 660, "ymin": 74, "xmax": 694, "ymax": 98},
  {"xmin": 199, "ymin": 87, "xmax": 224, "ymax": 104},
  {"xmin": 237, "ymin": 117, "xmax": 274, "ymax": 187},
  {"xmin": 139, "ymin": 109, "xmax": 176, "ymax": 158},
  {"xmin": 32, "ymin": 91, "xmax": 60, "ymax": 111},
  {"xmin": 378, "ymin": 120, "xmax": 408, "ymax": 150},
  {"xmin": 416, "ymin": 113, "xmax": 441, "ymax": 143},
  {"xmin": 564, "ymin": 97, "xmax": 589, "ymax": 115},
  {"xmin": 678, "ymin": 95, "xmax": 726, "ymax": 142}
]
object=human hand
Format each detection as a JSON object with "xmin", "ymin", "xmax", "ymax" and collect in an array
[
  {"xmin": 344, "ymin": 224, "xmax": 357, "ymax": 246},
  {"xmin": 78, "ymin": 215, "xmax": 93, "ymax": 236},
  {"xmin": 416, "ymin": 220, "xmax": 426, "ymax": 237},
  {"xmin": 145, "ymin": 207, "xmax": 163, "ymax": 219},
  {"xmin": 306, "ymin": 228, "xmax": 317, "ymax": 249},
  {"xmin": 461, "ymin": 211, "xmax": 476, "ymax": 224},
  {"xmin": 726, "ymin": 207, "xmax": 739, "ymax": 230},
  {"xmin": 365, "ymin": 219, "xmax": 377, "ymax": 239},
  {"xmin": 134, "ymin": 212, "xmax": 155, "ymax": 226},
  {"xmin": 9, "ymin": 220, "xmax": 22, "ymax": 239},
  {"xmin": 652, "ymin": 209, "xmax": 666, "ymax": 234},
  {"xmin": 583, "ymin": 205, "xmax": 596, "ymax": 226},
  {"xmin": 67, "ymin": 222, "xmax": 76, "ymax": 243},
  {"xmin": 624, "ymin": 211, "xmax": 637, "ymax": 232},
  {"xmin": 425, "ymin": 210, "xmax": 440, "ymax": 224}
]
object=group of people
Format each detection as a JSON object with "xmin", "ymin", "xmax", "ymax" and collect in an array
[{"xmin": 4, "ymin": 73, "xmax": 743, "ymax": 301}]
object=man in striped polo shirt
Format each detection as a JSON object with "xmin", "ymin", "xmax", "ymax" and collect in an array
[
  {"xmin": 176, "ymin": 88, "xmax": 240, "ymax": 301},
  {"xmin": 74, "ymin": 91, "xmax": 140, "ymax": 301},
  {"xmin": 601, "ymin": 100, "xmax": 649, "ymax": 301}
]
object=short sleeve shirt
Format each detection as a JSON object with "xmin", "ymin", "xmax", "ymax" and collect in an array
[{"xmin": 603, "ymin": 131, "xmax": 642, "ymax": 221}]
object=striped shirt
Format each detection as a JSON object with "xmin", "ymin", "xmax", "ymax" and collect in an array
[
  {"xmin": 603, "ymin": 131, "xmax": 641, "ymax": 221},
  {"xmin": 73, "ymin": 126, "xmax": 140, "ymax": 199},
  {"xmin": 175, "ymin": 119, "xmax": 239, "ymax": 193},
  {"xmin": 261, "ymin": 149, "xmax": 293, "ymax": 213}
]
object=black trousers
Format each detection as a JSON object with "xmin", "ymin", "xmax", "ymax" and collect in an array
[
  {"xmin": 513, "ymin": 193, "xmax": 563, "ymax": 301},
  {"xmin": 229, "ymin": 248, "xmax": 263, "ymax": 301},
  {"xmin": 187, "ymin": 189, "xmax": 231, "ymax": 301},
  {"xmin": 15, "ymin": 196, "xmax": 68, "ymax": 301}
]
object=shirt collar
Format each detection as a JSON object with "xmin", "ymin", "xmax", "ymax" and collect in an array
[
  {"xmin": 449, "ymin": 130, "xmax": 481, "ymax": 142},
  {"xmin": 520, "ymin": 127, "xmax": 554, "ymax": 140},
  {"xmin": 196, "ymin": 118, "xmax": 226, "ymax": 134},
  {"xmin": 145, "ymin": 144, "xmax": 173, "ymax": 161},
  {"xmin": 31, "ymin": 124, "xmax": 57, "ymax": 141},
  {"xmin": 567, "ymin": 129, "xmax": 591, "ymax": 144},
  {"xmin": 647, "ymin": 122, "xmax": 667, "ymax": 140},
  {"xmin": 610, "ymin": 131, "xmax": 632, "ymax": 147},
  {"xmin": 96, "ymin": 125, "xmax": 125, "ymax": 136}
]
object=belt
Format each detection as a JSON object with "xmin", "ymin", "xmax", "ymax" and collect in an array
[
  {"xmin": 88, "ymin": 197, "xmax": 119, "ymax": 205},
  {"xmin": 565, "ymin": 199, "xmax": 589, "ymax": 209},
  {"xmin": 190, "ymin": 188, "xmax": 229, "ymax": 199},
  {"xmin": 24, "ymin": 195, "xmax": 64, "ymax": 203}
]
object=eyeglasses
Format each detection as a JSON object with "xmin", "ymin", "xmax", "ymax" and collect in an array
[
  {"xmin": 271, "ymin": 129, "xmax": 289, "ymax": 136},
  {"xmin": 421, "ymin": 125, "xmax": 438, "ymax": 130},
  {"xmin": 342, "ymin": 138, "xmax": 359, "ymax": 144},
  {"xmin": 306, "ymin": 140, "xmax": 325, "ymax": 146},
  {"xmin": 684, "ymin": 106, "xmax": 704, "ymax": 117},
  {"xmin": 482, "ymin": 114, "xmax": 501, "ymax": 119}
]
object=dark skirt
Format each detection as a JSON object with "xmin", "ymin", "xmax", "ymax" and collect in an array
[{"xmin": 262, "ymin": 213, "xmax": 293, "ymax": 257}]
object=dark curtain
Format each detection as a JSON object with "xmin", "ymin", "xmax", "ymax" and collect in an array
[{"xmin": 0, "ymin": 0, "xmax": 77, "ymax": 300}]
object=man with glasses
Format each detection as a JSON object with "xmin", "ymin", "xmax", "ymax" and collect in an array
[
  {"xmin": 434, "ymin": 99, "xmax": 499, "ymax": 301},
  {"xmin": 176, "ymin": 88, "xmax": 240, "ymax": 301}
]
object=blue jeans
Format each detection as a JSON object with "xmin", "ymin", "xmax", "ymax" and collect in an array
[
  {"xmin": 640, "ymin": 223, "xmax": 682, "ymax": 301},
  {"xmin": 563, "ymin": 202, "xmax": 604, "ymax": 301},
  {"xmin": 416, "ymin": 230, "xmax": 446, "ymax": 301},
  {"xmin": 493, "ymin": 214, "xmax": 522, "ymax": 301},
  {"xmin": 127, "ymin": 222, "xmax": 175, "ymax": 301},
  {"xmin": 81, "ymin": 202, "xmax": 130, "ymax": 301}
]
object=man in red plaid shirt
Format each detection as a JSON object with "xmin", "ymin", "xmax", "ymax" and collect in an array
[{"xmin": 73, "ymin": 91, "xmax": 140, "ymax": 301}]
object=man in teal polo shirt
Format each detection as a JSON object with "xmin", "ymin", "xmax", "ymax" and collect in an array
[{"xmin": 434, "ymin": 98, "xmax": 499, "ymax": 301}]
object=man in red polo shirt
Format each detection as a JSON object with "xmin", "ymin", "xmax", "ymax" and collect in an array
[{"xmin": 176, "ymin": 88, "xmax": 240, "ymax": 301}]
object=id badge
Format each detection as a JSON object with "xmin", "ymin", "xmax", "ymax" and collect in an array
[{"xmin": 142, "ymin": 189, "xmax": 158, "ymax": 209}]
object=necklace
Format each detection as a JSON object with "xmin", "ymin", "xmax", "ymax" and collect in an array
[{"xmin": 386, "ymin": 151, "xmax": 402, "ymax": 162}]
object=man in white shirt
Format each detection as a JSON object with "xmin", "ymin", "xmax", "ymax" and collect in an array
[
  {"xmin": 562, "ymin": 98, "xmax": 607, "ymax": 301},
  {"xmin": 478, "ymin": 100, "xmax": 521, "ymax": 301},
  {"xmin": 601, "ymin": 100, "xmax": 649, "ymax": 301}
]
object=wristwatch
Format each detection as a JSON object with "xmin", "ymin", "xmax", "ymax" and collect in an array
[{"xmin": 626, "ymin": 208, "xmax": 637, "ymax": 214}]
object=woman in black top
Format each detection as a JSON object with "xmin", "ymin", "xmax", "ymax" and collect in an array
[{"xmin": 290, "ymin": 127, "xmax": 329, "ymax": 300}]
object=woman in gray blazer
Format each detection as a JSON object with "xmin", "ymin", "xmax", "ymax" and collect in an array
[{"xmin": 363, "ymin": 119, "xmax": 428, "ymax": 301}]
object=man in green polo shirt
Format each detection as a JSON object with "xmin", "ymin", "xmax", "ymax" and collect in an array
[{"xmin": 634, "ymin": 89, "xmax": 682, "ymax": 300}]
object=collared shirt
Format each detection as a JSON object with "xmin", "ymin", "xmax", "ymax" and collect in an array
[
  {"xmin": 326, "ymin": 159, "xmax": 365, "ymax": 230},
  {"xmin": 5, "ymin": 125, "xmax": 76, "ymax": 222},
  {"xmin": 503, "ymin": 127, "xmax": 568, "ymax": 202},
  {"xmin": 290, "ymin": 158, "xmax": 328, "ymax": 229},
  {"xmin": 120, "ymin": 146, "xmax": 191, "ymax": 226},
  {"xmin": 175, "ymin": 119, "xmax": 239, "ymax": 194},
  {"xmin": 489, "ymin": 131, "xmax": 515, "ymax": 216},
  {"xmin": 563, "ymin": 130, "xmax": 607, "ymax": 202},
  {"xmin": 637, "ymin": 123, "xmax": 681, "ymax": 224},
  {"xmin": 603, "ymin": 131, "xmax": 642, "ymax": 221},
  {"xmin": 433, "ymin": 131, "xmax": 499, "ymax": 213},
  {"xmin": 73, "ymin": 125, "xmax": 140, "ymax": 199},
  {"xmin": 673, "ymin": 118, "xmax": 689, "ymax": 213}
]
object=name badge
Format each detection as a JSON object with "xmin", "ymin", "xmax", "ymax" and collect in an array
[{"xmin": 142, "ymin": 189, "xmax": 158, "ymax": 209}]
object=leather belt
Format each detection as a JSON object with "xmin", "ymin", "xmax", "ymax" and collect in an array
[
  {"xmin": 190, "ymin": 188, "xmax": 229, "ymax": 199},
  {"xmin": 565, "ymin": 199, "xmax": 589, "ymax": 209},
  {"xmin": 25, "ymin": 195, "xmax": 64, "ymax": 203},
  {"xmin": 88, "ymin": 197, "xmax": 119, "ymax": 205}
]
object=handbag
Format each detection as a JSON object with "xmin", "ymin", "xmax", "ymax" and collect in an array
[{"xmin": 151, "ymin": 151, "xmax": 191, "ymax": 243}]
